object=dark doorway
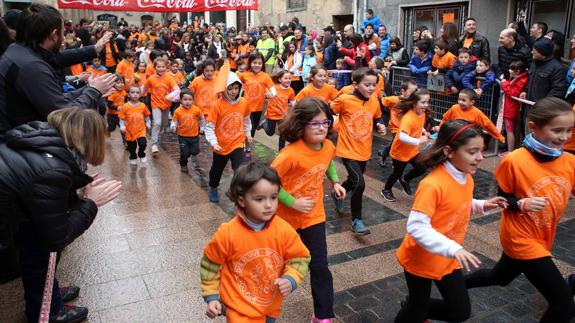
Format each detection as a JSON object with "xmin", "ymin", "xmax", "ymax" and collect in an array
[{"xmin": 333, "ymin": 15, "xmax": 353, "ymax": 32}]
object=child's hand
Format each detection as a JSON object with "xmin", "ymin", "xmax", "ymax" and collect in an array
[
  {"xmin": 450, "ymin": 86, "xmax": 458, "ymax": 94},
  {"xmin": 432, "ymin": 126, "xmax": 440, "ymax": 132},
  {"xmin": 519, "ymin": 92, "xmax": 527, "ymax": 100},
  {"xmin": 206, "ymin": 300, "xmax": 222, "ymax": 319},
  {"xmin": 376, "ymin": 123, "xmax": 386, "ymax": 135},
  {"xmin": 475, "ymin": 88, "xmax": 483, "ymax": 97},
  {"xmin": 484, "ymin": 196, "xmax": 508, "ymax": 211},
  {"xmin": 212, "ymin": 144, "xmax": 222, "ymax": 152},
  {"xmin": 333, "ymin": 183, "xmax": 346, "ymax": 200},
  {"xmin": 292, "ymin": 197, "xmax": 315, "ymax": 213},
  {"xmin": 170, "ymin": 126, "xmax": 177, "ymax": 133},
  {"xmin": 245, "ymin": 136, "xmax": 253, "ymax": 145},
  {"xmin": 519, "ymin": 197, "xmax": 548, "ymax": 213},
  {"xmin": 145, "ymin": 122, "xmax": 151, "ymax": 130},
  {"xmin": 274, "ymin": 278, "xmax": 293, "ymax": 297},
  {"xmin": 455, "ymin": 249, "xmax": 481, "ymax": 271},
  {"xmin": 119, "ymin": 125, "xmax": 126, "ymax": 132},
  {"xmin": 420, "ymin": 134, "xmax": 429, "ymax": 144}
]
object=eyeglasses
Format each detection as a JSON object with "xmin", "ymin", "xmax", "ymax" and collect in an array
[{"xmin": 305, "ymin": 119, "xmax": 332, "ymax": 129}]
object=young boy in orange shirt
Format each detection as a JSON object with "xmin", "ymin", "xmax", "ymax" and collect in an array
[
  {"xmin": 116, "ymin": 50, "xmax": 136, "ymax": 89},
  {"xmin": 119, "ymin": 85, "xmax": 151, "ymax": 166},
  {"xmin": 428, "ymin": 40, "xmax": 457, "ymax": 76},
  {"xmin": 169, "ymin": 60, "xmax": 185, "ymax": 87},
  {"xmin": 106, "ymin": 75, "xmax": 126, "ymax": 137},
  {"xmin": 262, "ymin": 69, "xmax": 296, "ymax": 150},
  {"xmin": 142, "ymin": 57, "xmax": 179, "ymax": 154},
  {"xmin": 295, "ymin": 65, "xmax": 339, "ymax": 104},
  {"xmin": 170, "ymin": 89, "xmax": 205, "ymax": 173},
  {"xmin": 188, "ymin": 59, "xmax": 218, "ymax": 117},
  {"xmin": 86, "ymin": 57, "xmax": 108, "ymax": 77},
  {"xmin": 201, "ymin": 162, "xmax": 310, "ymax": 322}
]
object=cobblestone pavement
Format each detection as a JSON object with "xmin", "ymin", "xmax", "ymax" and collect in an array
[{"xmin": 1, "ymin": 130, "xmax": 574, "ymax": 323}]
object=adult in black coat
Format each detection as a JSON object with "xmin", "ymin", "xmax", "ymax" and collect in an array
[
  {"xmin": 458, "ymin": 18, "xmax": 490, "ymax": 60},
  {"xmin": 521, "ymin": 37, "xmax": 567, "ymax": 102},
  {"xmin": 497, "ymin": 28, "xmax": 532, "ymax": 79},
  {"xmin": 0, "ymin": 108, "xmax": 121, "ymax": 322}
]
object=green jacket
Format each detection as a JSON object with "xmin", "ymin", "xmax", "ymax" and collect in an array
[{"xmin": 257, "ymin": 38, "xmax": 276, "ymax": 65}]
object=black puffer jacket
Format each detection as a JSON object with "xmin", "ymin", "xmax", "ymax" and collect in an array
[
  {"xmin": 526, "ymin": 57, "xmax": 567, "ymax": 102},
  {"xmin": 0, "ymin": 121, "xmax": 97, "ymax": 251},
  {"xmin": 497, "ymin": 42, "xmax": 532, "ymax": 79}
]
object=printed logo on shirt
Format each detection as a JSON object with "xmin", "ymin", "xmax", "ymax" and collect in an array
[
  {"xmin": 218, "ymin": 112, "xmax": 244, "ymax": 141},
  {"xmin": 234, "ymin": 248, "xmax": 283, "ymax": 306},
  {"xmin": 293, "ymin": 164, "xmax": 327, "ymax": 202},
  {"xmin": 244, "ymin": 80, "xmax": 265, "ymax": 101},
  {"xmin": 196, "ymin": 86, "xmax": 215, "ymax": 106},
  {"xmin": 346, "ymin": 110, "xmax": 374, "ymax": 141},
  {"xmin": 525, "ymin": 176, "xmax": 571, "ymax": 230},
  {"xmin": 179, "ymin": 114, "xmax": 197, "ymax": 132},
  {"xmin": 444, "ymin": 201, "xmax": 472, "ymax": 242}
]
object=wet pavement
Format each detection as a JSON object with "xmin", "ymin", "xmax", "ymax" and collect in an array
[{"xmin": 1, "ymin": 129, "xmax": 574, "ymax": 323}]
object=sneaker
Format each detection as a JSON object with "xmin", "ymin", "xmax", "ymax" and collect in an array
[
  {"xmin": 209, "ymin": 188, "xmax": 219, "ymax": 203},
  {"xmin": 568, "ymin": 273, "xmax": 575, "ymax": 295},
  {"xmin": 140, "ymin": 157, "xmax": 147, "ymax": 163},
  {"xmin": 498, "ymin": 151, "xmax": 509, "ymax": 158},
  {"xmin": 151, "ymin": 144, "xmax": 159, "ymax": 154},
  {"xmin": 180, "ymin": 165, "xmax": 189, "ymax": 173},
  {"xmin": 311, "ymin": 316, "xmax": 332, "ymax": 323},
  {"xmin": 245, "ymin": 147, "xmax": 252, "ymax": 160},
  {"xmin": 381, "ymin": 189, "xmax": 396, "ymax": 202},
  {"xmin": 50, "ymin": 305, "xmax": 88, "ymax": 323},
  {"xmin": 59, "ymin": 286, "xmax": 80, "ymax": 303},
  {"xmin": 129, "ymin": 159, "xmax": 137, "ymax": 166},
  {"xmin": 351, "ymin": 219, "xmax": 371, "ymax": 235},
  {"xmin": 399, "ymin": 177, "xmax": 413, "ymax": 196},
  {"xmin": 331, "ymin": 191, "xmax": 344, "ymax": 213}
]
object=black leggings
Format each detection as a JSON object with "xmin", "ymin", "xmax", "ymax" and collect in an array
[
  {"xmin": 466, "ymin": 253, "xmax": 575, "ymax": 322},
  {"xmin": 384, "ymin": 156, "xmax": 426, "ymax": 190},
  {"xmin": 341, "ymin": 159, "xmax": 367, "ymax": 220},
  {"xmin": 395, "ymin": 270, "xmax": 471, "ymax": 323},
  {"xmin": 127, "ymin": 137, "xmax": 147, "ymax": 160},
  {"xmin": 208, "ymin": 148, "xmax": 245, "ymax": 188},
  {"xmin": 250, "ymin": 111, "xmax": 262, "ymax": 137},
  {"xmin": 262, "ymin": 119, "xmax": 286, "ymax": 150}
]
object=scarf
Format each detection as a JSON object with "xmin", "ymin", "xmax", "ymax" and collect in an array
[{"xmin": 522, "ymin": 133, "xmax": 563, "ymax": 162}]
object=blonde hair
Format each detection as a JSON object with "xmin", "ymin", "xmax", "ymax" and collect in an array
[{"xmin": 47, "ymin": 108, "xmax": 107, "ymax": 165}]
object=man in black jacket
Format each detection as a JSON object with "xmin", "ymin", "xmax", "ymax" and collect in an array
[
  {"xmin": 521, "ymin": 37, "xmax": 567, "ymax": 102},
  {"xmin": 0, "ymin": 4, "xmax": 116, "ymax": 140},
  {"xmin": 498, "ymin": 28, "xmax": 532, "ymax": 79},
  {"xmin": 458, "ymin": 17, "xmax": 490, "ymax": 60}
]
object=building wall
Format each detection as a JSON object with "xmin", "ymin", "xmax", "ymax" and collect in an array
[{"xmin": 255, "ymin": 0, "xmax": 352, "ymax": 31}]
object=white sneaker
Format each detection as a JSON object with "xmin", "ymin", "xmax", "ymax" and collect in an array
[
  {"xmin": 129, "ymin": 159, "xmax": 137, "ymax": 166},
  {"xmin": 151, "ymin": 145, "xmax": 159, "ymax": 154},
  {"xmin": 140, "ymin": 157, "xmax": 147, "ymax": 163}
]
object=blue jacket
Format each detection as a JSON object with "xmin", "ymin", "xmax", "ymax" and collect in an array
[
  {"xmin": 302, "ymin": 55, "xmax": 317, "ymax": 82},
  {"xmin": 445, "ymin": 60, "xmax": 477, "ymax": 88},
  {"xmin": 323, "ymin": 44, "xmax": 338, "ymax": 70},
  {"xmin": 335, "ymin": 70, "xmax": 351, "ymax": 90},
  {"xmin": 379, "ymin": 33, "xmax": 391, "ymax": 58},
  {"xmin": 408, "ymin": 51, "xmax": 433, "ymax": 78},
  {"xmin": 462, "ymin": 70, "xmax": 496, "ymax": 91},
  {"xmin": 360, "ymin": 16, "xmax": 381, "ymax": 32},
  {"xmin": 296, "ymin": 35, "xmax": 309, "ymax": 53},
  {"xmin": 567, "ymin": 59, "xmax": 575, "ymax": 84}
]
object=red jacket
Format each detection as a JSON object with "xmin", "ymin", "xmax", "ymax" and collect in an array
[
  {"xmin": 501, "ymin": 72, "xmax": 528, "ymax": 119},
  {"xmin": 340, "ymin": 42, "xmax": 372, "ymax": 68}
]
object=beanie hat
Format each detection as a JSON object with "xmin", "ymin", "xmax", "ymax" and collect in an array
[
  {"xmin": 3, "ymin": 9, "xmax": 21, "ymax": 30},
  {"xmin": 533, "ymin": 37, "xmax": 555, "ymax": 57}
]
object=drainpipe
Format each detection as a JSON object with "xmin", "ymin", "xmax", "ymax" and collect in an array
[{"xmin": 353, "ymin": 0, "xmax": 358, "ymax": 32}]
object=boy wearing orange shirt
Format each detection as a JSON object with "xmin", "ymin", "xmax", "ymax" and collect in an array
[
  {"xmin": 169, "ymin": 60, "xmax": 185, "ymax": 87},
  {"xmin": 428, "ymin": 40, "xmax": 457, "ymax": 76},
  {"xmin": 115, "ymin": 50, "xmax": 136, "ymax": 89},
  {"xmin": 142, "ymin": 57, "xmax": 179, "ymax": 154},
  {"xmin": 295, "ymin": 65, "xmax": 339, "ymax": 104},
  {"xmin": 106, "ymin": 75, "xmax": 126, "ymax": 137},
  {"xmin": 205, "ymin": 72, "xmax": 252, "ymax": 203},
  {"xmin": 119, "ymin": 85, "xmax": 151, "ymax": 166},
  {"xmin": 170, "ymin": 89, "xmax": 205, "ymax": 173},
  {"xmin": 189, "ymin": 59, "xmax": 218, "ymax": 117},
  {"xmin": 86, "ymin": 57, "xmax": 107, "ymax": 77},
  {"xmin": 262, "ymin": 70, "xmax": 296, "ymax": 150}
]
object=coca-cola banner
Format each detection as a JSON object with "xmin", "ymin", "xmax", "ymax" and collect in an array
[{"xmin": 57, "ymin": 0, "xmax": 258, "ymax": 12}]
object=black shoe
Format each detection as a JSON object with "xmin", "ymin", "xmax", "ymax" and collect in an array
[
  {"xmin": 399, "ymin": 177, "xmax": 413, "ymax": 196},
  {"xmin": 380, "ymin": 189, "xmax": 396, "ymax": 202},
  {"xmin": 60, "ymin": 286, "xmax": 80, "ymax": 303},
  {"xmin": 50, "ymin": 305, "xmax": 88, "ymax": 323}
]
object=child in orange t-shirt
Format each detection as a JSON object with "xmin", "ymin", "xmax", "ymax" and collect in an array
[
  {"xmin": 142, "ymin": 57, "xmax": 178, "ymax": 154},
  {"xmin": 271, "ymin": 97, "xmax": 345, "ymax": 321},
  {"xmin": 188, "ymin": 59, "xmax": 218, "ymax": 117},
  {"xmin": 205, "ymin": 72, "xmax": 252, "ymax": 203},
  {"xmin": 395, "ymin": 120, "xmax": 506, "ymax": 322},
  {"xmin": 86, "ymin": 57, "xmax": 108, "ymax": 77},
  {"xmin": 119, "ymin": 85, "xmax": 151, "ymax": 166},
  {"xmin": 295, "ymin": 65, "xmax": 339, "ymax": 104},
  {"xmin": 115, "ymin": 50, "xmax": 136, "ymax": 89},
  {"xmin": 106, "ymin": 75, "xmax": 126, "ymax": 136},
  {"xmin": 168, "ymin": 60, "xmax": 185, "ymax": 87},
  {"xmin": 466, "ymin": 98, "xmax": 575, "ymax": 322},
  {"xmin": 327, "ymin": 77, "xmax": 337, "ymax": 89},
  {"xmin": 134, "ymin": 62, "xmax": 147, "ymax": 88},
  {"xmin": 428, "ymin": 40, "xmax": 457, "ymax": 76},
  {"xmin": 378, "ymin": 79, "xmax": 418, "ymax": 167},
  {"xmin": 382, "ymin": 89, "xmax": 430, "ymax": 202},
  {"xmin": 201, "ymin": 162, "xmax": 310, "ymax": 322},
  {"xmin": 170, "ymin": 89, "xmax": 205, "ymax": 173},
  {"xmin": 330, "ymin": 68, "xmax": 386, "ymax": 235},
  {"xmin": 564, "ymin": 105, "xmax": 575, "ymax": 154},
  {"xmin": 440, "ymin": 89, "xmax": 505, "ymax": 143},
  {"xmin": 261, "ymin": 69, "xmax": 295, "ymax": 150}
]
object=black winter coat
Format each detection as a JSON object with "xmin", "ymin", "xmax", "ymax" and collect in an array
[
  {"xmin": 0, "ymin": 121, "xmax": 97, "ymax": 251},
  {"xmin": 458, "ymin": 33, "xmax": 490, "ymax": 60},
  {"xmin": 526, "ymin": 57, "xmax": 567, "ymax": 102},
  {"xmin": 497, "ymin": 42, "xmax": 532, "ymax": 79}
]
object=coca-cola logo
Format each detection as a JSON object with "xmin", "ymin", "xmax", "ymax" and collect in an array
[
  {"xmin": 204, "ymin": 0, "xmax": 256, "ymax": 8},
  {"xmin": 94, "ymin": 0, "xmax": 128, "ymax": 6},
  {"xmin": 138, "ymin": 0, "xmax": 198, "ymax": 8},
  {"xmin": 60, "ymin": 0, "xmax": 91, "ymax": 5},
  {"xmin": 137, "ymin": 0, "xmax": 165, "ymax": 8}
]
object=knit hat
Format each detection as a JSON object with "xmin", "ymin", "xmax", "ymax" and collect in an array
[
  {"xmin": 3, "ymin": 9, "xmax": 21, "ymax": 30},
  {"xmin": 533, "ymin": 37, "xmax": 555, "ymax": 57}
]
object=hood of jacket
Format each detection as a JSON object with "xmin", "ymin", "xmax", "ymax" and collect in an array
[{"xmin": 222, "ymin": 71, "xmax": 244, "ymax": 104}]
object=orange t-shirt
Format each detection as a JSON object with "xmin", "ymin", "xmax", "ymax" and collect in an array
[
  {"xmin": 169, "ymin": 71, "xmax": 184, "ymax": 86},
  {"xmin": 237, "ymin": 43, "xmax": 250, "ymax": 64},
  {"xmin": 134, "ymin": 72, "xmax": 147, "ymax": 87},
  {"xmin": 86, "ymin": 66, "xmax": 107, "ymax": 78},
  {"xmin": 116, "ymin": 60, "xmax": 135, "ymax": 88},
  {"xmin": 144, "ymin": 73, "xmax": 177, "ymax": 110},
  {"xmin": 563, "ymin": 105, "xmax": 575, "ymax": 152},
  {"xmin": 337, "ymin": 85, "xmax": 354, "ymax": 97},
  {"xmin": 106, "ymin": 90, "xmax": 126, "ymax": 115},
  {"xmin": 271, "ymin": 139, "xmax": 336, "ymax": 230},
  {"xmin": 206, "ymin": 97, "xmax": 250, "ymax": 155},
  {"xmin": 69, "ymin": 64, "xmax": 83, "ymax": 76},
  {"xmin": 331, "ymin": 93, "xmax": 382, "ymax": 161},
  {"xmin": 104, "ymin": 42, "xmax": 119, "ymax": 68},
  {"xmin": 286, "ymin": 55, "xmax": 301, "ymax": 81},
  {"xmin": 145, "ymin": 64, "xmax": 156, "ymax": 77},
  {"xmin": 239, "ymin": 71, "xmax": 274, "ymax": 112},
  {"xmin": 441, "ymin": 104, "xmax": 505, "ymax": 142},
  {"xmin": 396, "ymin": 164, "xmax": 474, "ymax": 280},
  {"xmin": 229, "ymin": 47, "xmax": 239, "ymax": 70},
  {"xmin": 375, "ymin": 72, "xmax": 386, "ymax": 99},
  {"xmin": 118, "ymin": 102, "xmax": 151, "ymax": 141},
  {"xmin": 189, "ymin": 76, "xmax": 218, "ymax": 116},
  {"xmin": 432, "ymin": 52, "xmax": 457, "ymax": 71},
  {"xmin": 203, "ymin": 215, "xmax": 309, "ymax": 320},
  {"xmin": 295, "ymin": 84, "xmax": 338, "ymax": 104},
  {"xmin": 266, "ymin": 85, "xmax": 295, "ymax": 120},
  {"xmin": 172, "ymin": 105, "xmax": 202, "ymax": 137},
  {"xmin": 390, "ymin": 109, "xmax": 425, "ymax": 162},
  {"xmin": 495, "ymin": 148, "xmax": 575, "ymax": 260},
  {"xmin": 463, "ymin": 37, "xmax": 474, "ymax": 49},
  {"xmin": 382, "ymin": 96, "xmax": 402, "ymax": 134}
]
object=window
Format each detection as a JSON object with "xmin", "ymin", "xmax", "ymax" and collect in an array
[{"xmin": 287, "ymin": 0, "xmax": 306, "ymax": 12}]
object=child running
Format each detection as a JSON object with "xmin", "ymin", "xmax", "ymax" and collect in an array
[
  {"xmin": 440, "ymin": 89, "xmax": 505, "ymax": 143},
  {"xmin": 201, "ymin": 162, "xmax": 311, "ymax": 322},
  {"xmin": 170, "ymin": 88, "xmax": 205, "ymax": 173},
  {"xmin": 465, "ymin": 97, "xmax": 575, "ymax": 323},
  {"xmin": 205, "ymin": 72, "xmax": 252, "ymax": 203},
  {"xmin": 330, "ymin": 68, "xmax": 386, "ymax": 235},
  {"xmin": 381, "ymin": 89, "xmax": 430, "ymax": 202},
  {"xmin": 394, "ymin": 120, "xmax": 506, "ymax": 323},
  {"xmin": 119, "ymin": 85, "xmax": 151, "ymax": 166},
  {"xmin": 271, "ymin": 97, "xmax": 346, "ymax": 323},
  {"xmin": 106, "ymin": 75, "xmax": 126, "ymax": 137},
  {"xmin": 261, "ymin": 69, "xmax": 296, "ymax": 150},
  {"xmin": 188, "ymin": 59, "xmax": 218, "ymax": 117},
  {"xmin": 295, "ymin": 65, "xmax": 339, "ymax": 104}
]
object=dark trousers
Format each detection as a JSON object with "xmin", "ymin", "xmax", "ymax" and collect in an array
[
  {"xmin": 291, "ymin": 79, "xmax": 304, "ymax": 94},
  {"xmin": 178, "ymin": 136, "xmax": 200, "ymax": 166},
  {"xmin": 341, "ymin": 159, "xmax": 367, "ymax": 220},
  {"xmin": 209, "ymin": 148, "xmax": 245, "ymax": 188},
  {"xmin": 298, "ymin": 222, "xmax": 334, "ymax": 319},
  {"xmin": 262, "ymin": 119, "xmax": 286, "ymax": 150},
  {"xmin": 466, "ymin": 253, "xmax": 575, "ymax": 323},
  {"xmin": 127, "ymin": 137, "xmax": 147, "ymax": 160},
  {"xmin": 395, "ymin": 270, "xmax": 471, "ymax": 323},
  {"xmin": 107, "ymin": 114, "xmax": 119, "ymax": 132},
  {"xmin": 250, "ymin": 111, "xmax": 262, "ymax": 137},
  {"xmin": 380, "ymin": 132, "xmax": 396, "ymax": 162},
  {"xmin": 384, "ymin": 156, "xmax": 426, "ymax": 190}
]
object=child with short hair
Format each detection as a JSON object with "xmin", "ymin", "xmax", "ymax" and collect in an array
[
  {"xmin": 407, "ymin": 40, "xmax": 432, "ymax": 84},
  {"xmin": 428, "ymin": 40, "xmax": 457, "ymax": 76},
  {"xmin": 106, "ymin": 74, "xmax": 126, "ymax": 136},
  {"xmin": 170, "ymin": 88, "xmax": 205, "ymax": 173},
  {"xmin": 334, "ymin": 58, "xmax": 351, "ymax": 90},
  {"xmin": 201, "ymin": 162, "xmax": 311, "ymax": 322},
  {"xmin": 327, "ymin": 77, "xmax": 337, "ymax": 88},
  {"xmin": 440, "ymin": 89, "xmax": 505, "ymax": 143},
  {"xmin": 446, "ymin": 47, "xmax": 476, "ymax": 94},
  {"xmin": 188, "ymin": 58, "xmax": 218, "ymax": 117},
  {"xmin": 86, "ymin": 57, "xmax": 108, "ymax": 77},
  {"xmin": 462, "ymin": 57, "xmax": 496, "ymax": 97},
  {"xmin": 116, "ymin": 50, "xmax": 136, "ymax": 88},
  {"xmin": 295, "ymin": 65, "xmax": 339, "ymax": 104},
  {"xmin": 302, "ymin": 44, "xmax": 318, "ymax": 85},
  {"xmin": 119, "ymin": 85, "xmax": 151, "ymax": 166},
  {"xmin": 134, "ymin": 61, "xmax": 147, "ymax": 87},
  {"xmin": 262, "ymin": 69, "xmax": 296, "ymax": 150},
  {"xmin": 500, "ymin": 60, "xmax": 528, "ymax": 156},
  {"xmin": 169, "ymin": 60, "xmax": 185, "ymax": 87}
]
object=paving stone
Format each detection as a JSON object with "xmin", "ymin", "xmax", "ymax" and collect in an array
[{"xmin": 342, "ymin": 310, "xmax": 380, "ymax": 323}]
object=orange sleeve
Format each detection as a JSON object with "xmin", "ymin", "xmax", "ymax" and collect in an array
[
  {"xmin": 172, "ymin": 108, "xmax": 181, "ymax": 123},
  {"xmin": 432, "ymin": 54, "xmax": 440, "ymax": 68},
  {"xmin": 265, "ymin": 74, "xmax": 274, "ymax": 89},
  {"xmin": 381, "ymin": 97, "xmax": 395, "ymax": 109},
  {"xmin": 327, "ymin": 86, "xmax": 338, "ymax": 102},
  {"xmin": 411, "ymin": 180, "xmax": 440, "ymax": 217},
  {"xmin": 118, "ymin": 105, "xmax": 127, "ymax": 120},
  {"xmin": 295, "ymin": 88, "xmax": 306, "ymax": 101},
  {"xmin": 441, "ymin": 106, "xmax": 454, "ymax": 124},
  {"xmin": 206, "ymin": 104, "xmax": 218, "ymax": 124},
  {"xmin": 143, "ymin": 104, "xmax": 151, "ymax": 116},
  {"xmin": 270, "ymin": 150, "xmax": 294, "ymax": 185},
  {"xmin": 203, "ymin": 224, "xmax": 229, "ymax": 265},
  {"xmin": 476, "ymin": 109, "xmax": 505, "ymax": 142},
  {"xmin": 494, "ymin": 157, "xmax": 515, "ymax": 194},
  {"xmin": 288, "ymin": 88, "xmax": 296, "ymax": 101},
  {"xmin": 330, "ymin": 95, "xmax": 344, "ymax": 114}
]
